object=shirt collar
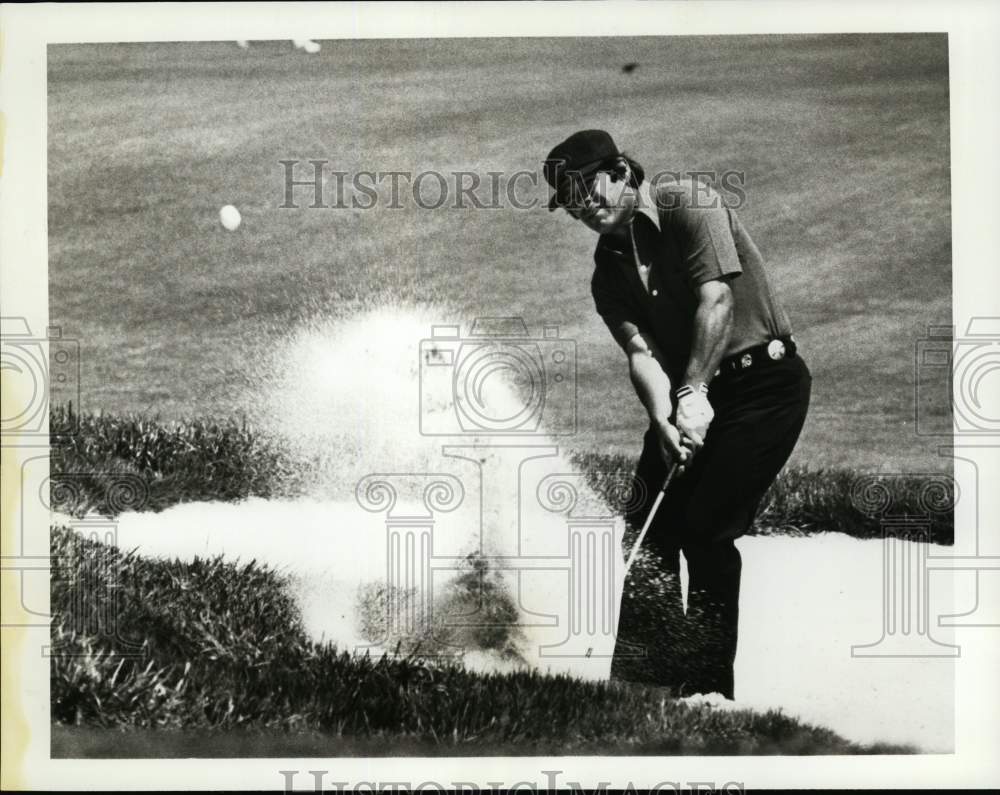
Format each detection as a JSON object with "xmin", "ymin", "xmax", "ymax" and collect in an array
[
  {"xmin": 596, "ymin": 181, "xmax": 660, "ymax": 256},
  {"xmin": 632, "ymin": 180, "xmax": 662, "ymax": 230}
]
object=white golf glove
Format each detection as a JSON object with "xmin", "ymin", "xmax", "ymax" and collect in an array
[{"xmin": 675, "ymin": 384, "xmax": 714, "ymax": 451}]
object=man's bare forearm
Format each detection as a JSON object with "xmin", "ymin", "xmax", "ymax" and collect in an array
[
  {"xmin": 627, "ymin": 342, "xmax": 691, "ymax": 471},
  {"xmin": 683, "ymin": 282, "xmax": 734, "ymax": 388},
  {"xmin": 629, "ymin": 348, "xmax": 673, "ymax": 426}
]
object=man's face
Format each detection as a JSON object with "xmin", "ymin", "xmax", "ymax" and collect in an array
[{"xmin": 563, "ymin": 166, "xmax": 637, "ymax": 234}]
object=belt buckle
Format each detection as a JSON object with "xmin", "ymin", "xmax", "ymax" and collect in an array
[{"xmin": 767, "ymin": 339, "xmax": 786, "ymax": 360}]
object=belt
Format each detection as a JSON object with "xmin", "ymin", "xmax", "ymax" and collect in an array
[{"xmin": 716, "ymin": 336, "xmax": 797, "ymax": 376}]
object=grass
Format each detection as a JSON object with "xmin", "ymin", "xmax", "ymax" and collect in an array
[
  {"xmin": 49, "ymin": 403, "xmax": 307, "ymax": 514},
  {"xmin": 49, "ymin": 525, "xmax": 916, "ymax": 755},
  {"xmin": 51, "ymin": 405, "xmax": 954, "ymax": 545},
  {"xmin": 47, "ymin": 35, "xmax": 951, "ymax": 471}
]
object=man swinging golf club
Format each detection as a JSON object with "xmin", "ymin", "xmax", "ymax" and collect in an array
[{"xmin": 545, "ymin": 130, "xmax": 811, "ymax": 700}]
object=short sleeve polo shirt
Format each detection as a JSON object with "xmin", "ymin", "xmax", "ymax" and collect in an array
[{"xmin": 590, "ymin": 177, "xmax": 792, "ymax": 383}]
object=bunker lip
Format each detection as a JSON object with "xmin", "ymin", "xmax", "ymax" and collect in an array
[{"xmin": 60, "ymin": 515, "xmax": 955, "ymax": 752}]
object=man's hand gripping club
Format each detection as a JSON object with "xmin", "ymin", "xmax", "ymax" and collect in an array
[{"xmin": 674, "ymin": 383, "xmax": 714, "ymax": 453}]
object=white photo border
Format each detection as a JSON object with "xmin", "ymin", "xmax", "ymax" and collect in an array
[{"xmin": 2, "ymin": 1, "xmax": 999, "ymax": 790}]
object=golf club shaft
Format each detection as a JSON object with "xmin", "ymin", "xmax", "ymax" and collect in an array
[{"xmin": 623, "ymin": 462, "xmax": 679, "ymax": 576}]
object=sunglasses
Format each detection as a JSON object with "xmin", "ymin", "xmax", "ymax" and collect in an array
[{"xmin": 559, "ymin": 168, "xmax": 625, "ymax": 217}]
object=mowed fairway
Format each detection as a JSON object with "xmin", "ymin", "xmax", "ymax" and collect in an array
[{"xmin": 48, "ymin": 35, "xmax": 951, "ymax": 471}]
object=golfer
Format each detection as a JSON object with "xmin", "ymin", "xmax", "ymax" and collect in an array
[{"xmin": 544, "ymin": 130, "xmax": 811, "ymax": 699}]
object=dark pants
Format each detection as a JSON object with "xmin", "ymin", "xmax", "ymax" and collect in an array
[{"xmin": 612, "ymin": 354, "xmax": 812, "ymax": 699}]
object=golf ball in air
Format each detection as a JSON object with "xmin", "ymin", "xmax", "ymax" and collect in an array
[{"xmin": 219, "ymin": 205, "xmax": 241, "ymax": 231}]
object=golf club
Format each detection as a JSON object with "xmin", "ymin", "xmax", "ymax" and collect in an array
[{"xmin": 624, "ymin": 461, "xmax": 680, "ymax": 577}]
